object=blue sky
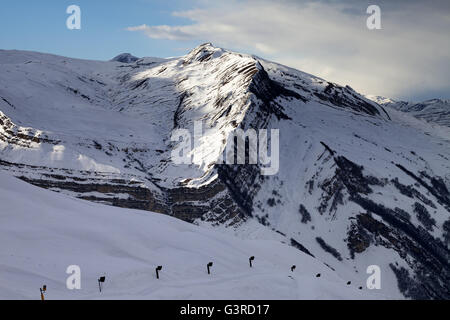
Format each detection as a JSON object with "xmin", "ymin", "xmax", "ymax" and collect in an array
[
  {"xmin": 0, "ymin": 0, "xmax": 201, "ymax": 60},
  {"xmin": 1, "ymin": 0, "xmax": 449, "ymax": 101}
]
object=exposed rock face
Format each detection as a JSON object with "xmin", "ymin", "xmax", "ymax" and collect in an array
[
  {"xmin": 299, "ymin": 204, "xmax": 312, "ymax": 224},
  {"xmin": 322, "ymin": 154, "xmax": 450, "ymax": 299},
  {"xmin": 320, "ymin": 148, "xmax": 449, "ymax": 298},
  {"xmin": 1, "ymin": 158, "xmax": 245, "ymax": 226},
  {"xmin": 309, "ymin": 150, "xmax": 449, "ymax": 299},
  {"xmin": 0, "ymin": 112, "xmax": 60, "ymax": 146},
  {"xmin": 1, "ymin": 44, "xmax": 449, "ymax": 299}
]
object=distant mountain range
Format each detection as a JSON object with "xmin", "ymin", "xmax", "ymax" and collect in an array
[{"xmin": 367, "ymin": 95, "xmax": 450, "ymax": 128}]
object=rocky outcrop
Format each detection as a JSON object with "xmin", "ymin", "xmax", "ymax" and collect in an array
[
  {"xmin": 313, "ymin": 147, "xmax": 450, "ymax": 299},
  {"xmin": 0, "ymin": 112, "xmax": 59, "ymax": 147}
]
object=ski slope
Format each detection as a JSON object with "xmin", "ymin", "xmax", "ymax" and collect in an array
[{"xmin": 0, "ymin": 172, "xmax": 386, "ymax": 300}]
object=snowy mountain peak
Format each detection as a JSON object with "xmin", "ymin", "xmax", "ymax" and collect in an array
[
  {"xmin": 111, "ymin": 53, "xmax": 139, "ymax": 63},
  {"xmin": 365, "ymin": 95, "xmax": 396, "ymax": 105},
  {"xmin": 183, "ymin": 42, "xmax": 229, "ymax": 65}
]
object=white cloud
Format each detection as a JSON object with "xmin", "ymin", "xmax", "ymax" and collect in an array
[{"xmin": 127, "ymin": 0, "xmax": 450, "ymax": 100}]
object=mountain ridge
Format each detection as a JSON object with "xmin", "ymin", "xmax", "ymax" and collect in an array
[{"xmin": 1, "ymin": 44, "xmax": 449, "ymax": 299}]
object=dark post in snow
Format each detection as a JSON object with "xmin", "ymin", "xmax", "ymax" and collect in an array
[
  {"xmin": 156, "ymin": 266, "xmax": 162, "ymax": 279},
  {"xmin": 98, "ymin": 276, "xmax": 106, "ymax": 293},
  {"xmin": 40, "ymin": 285, "xmax": 47, "ymax": 301},
  {"xmin": 291, "ymin": 265, "xmax": 296, "ymax": 272},
  {"xmin": 207, "ymin": 262, "xmax": 213, "ymax": 275},
  {"xmin": 249, "ymin": 256, "xmax": 255, "ymax": 268}
]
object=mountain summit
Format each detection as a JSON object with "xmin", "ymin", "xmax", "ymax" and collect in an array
[{"xmin": 111, "ymin": 53, "xmax": 139, "ymax": 63}]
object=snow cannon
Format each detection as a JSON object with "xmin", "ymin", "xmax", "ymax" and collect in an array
[
  {"xmin": 249, "ymin": 256, "xmax": 255, "ymax": 268},
  {"xmin": 40, "ymin": 285, "xmax": 47, "ymax": 301},
  {"xmin": 98, "ymin": 276, "xmax": 106, "ymax": 292},
  {"xmin": 291, "ymin": 265, "xmax": 296, "ymax": 272},
  {"xmin": 207, "ymin": 262, "xmax": 213, "ymax": 274},
  {"xmin": 156, "ymin": 266, "xmax": 162, "ymax": 279}
]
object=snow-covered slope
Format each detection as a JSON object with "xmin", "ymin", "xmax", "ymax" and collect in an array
[
  {"xmin": 367, "ymin": 95, "xmax": 450, "ymax": 128},
  {"xmin": 0, "ymin": 172, "xmax": 384, "ymax": 300},
  {"xmin": 1, "ymin": 44, "xmax": 449, "ymax": 299}
]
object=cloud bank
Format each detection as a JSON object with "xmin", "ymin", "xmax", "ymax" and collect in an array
[{"xmin": 127, "ymin": 0, "xmax": 450, "ymax": 100}]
